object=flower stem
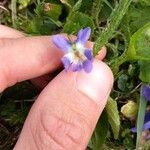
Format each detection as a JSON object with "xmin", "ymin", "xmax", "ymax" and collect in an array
[
  {"xmin": 109, "ymin": 52, "xmax": 128, "ymax": 75},
  {"xmin": 91, "ymin": 0, "xmax": 103, "ymax": 28},
  {"xmin": 11, "ymin": 0, "xmax": 17, "ymax": 28}
]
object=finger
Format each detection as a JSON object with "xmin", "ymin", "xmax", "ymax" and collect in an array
[
  {"xmin": 0, "ymin": 36, "xmax": 64, "ymax": 92},
  {"xmin": 0, "ymin": 37, "xmax": 106, "ymax": 92},
  {"xmin": 95, "ymin": 46, "xmax": 107, "ymax": 60},
  {"xmin": 14, "ymin": 59, "xmax": 113, "ymax": 150},
  {"xmin": 0, "ymin": 25, "xmax": 25, "ymax": 38}
]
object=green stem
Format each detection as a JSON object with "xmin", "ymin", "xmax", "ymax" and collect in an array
[
  {"xmin": 93, "ymin": 0, "xmax": 132, "ymax": 55},
  {"xmin": 109, "ymin": 52, "xmax": 128, "ymax": 75},
  {"xmin": 37, "ymin": 0, "xmax": 41, "ymax": 5},
  {"xmin": 69, "ymin": 0, "xmax": 82, "ymax": 17},
  {"xmin": 91, "ymin": 0, "xmax": 103, "ymax": 28},
  {"xmin": 116, "ymin": 53, "xmax": 128, "ymax": 66},
  {"xmin": 11, "ymin": 0, "xmax": 17, "ymax": 28}
]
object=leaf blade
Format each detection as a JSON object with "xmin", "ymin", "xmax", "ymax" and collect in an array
[
  {"xmin": 106, "ymin": 97, "xmax": 120, "ymax": 139},
  {"xmin": 136, "ymin": 85, "xmax": 147, "ymax": 149},
  {"xmin": 89, "ymin": 111, "xmax": 108, "ymax": 150}
]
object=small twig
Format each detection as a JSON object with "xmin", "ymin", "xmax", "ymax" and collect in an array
[
  {"xmin": 129, "ymin": 82, "xmax": 142, "ymax": 95},
  {"xmin": 0, "ymin": 5, "xmax": 9, "ymax": 12},
  {"xmin": 116, "ymin": 82, "xmax": 142, "ymax": 101},
  {"xmin": 14, "ymin": 99, "xmax": 35, "ymax": 103},
  {"xmin": 14, "ymin": 96, "xmax": 38, "ymax": 103}
]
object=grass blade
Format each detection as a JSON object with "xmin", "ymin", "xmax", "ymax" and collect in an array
[{"xmin": 136, "ymin": 85, "xmax": 147, "ymax": 149}]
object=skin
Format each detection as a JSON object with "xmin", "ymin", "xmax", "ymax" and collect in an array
[{"xmin": 0, "ymin": 25, "xmax": 113, "ymax": 150}]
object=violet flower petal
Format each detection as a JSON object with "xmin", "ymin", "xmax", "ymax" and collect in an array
[
  {"xmin": 76, "ymin": 27, "xmax": 91, "ymax": 44},
  {"xmin": 83, "ymin": 59, "xmax": 93, "ymax": 73},
  {"xmin": 143, "ymin": 121, "xmax": 150, "ymax": 130},
  {"xmin": 61, "ymin": 57, "xmax": 71, "ymax": 70},
  {"xmin": 143, "ymin": 85, "xmax": 150, "ymax": 101},
  {"xmin": 52, "ymin": 28, "xmax": 93, "ymax": 73},
  {"xmin": 131, "ymin": 112, "xmax": 150, "ymax": 133},
  {"xmin": 144, "ymin": 112, "xmax": 150, "ymax": 123},
  {"xmin": 84, "ymin": 49, "xmax": 93, "ymax": 60},
  {"xmin": 53, "ymin": 35, "xmax": 71, "ymax": 53},
  {"xmin": 71, "ymin": 63, "xmax": 82, "ymax": 72},
  {"xmin": 131, "ymin": 127, "xmax": 137, "ymax": 133}
]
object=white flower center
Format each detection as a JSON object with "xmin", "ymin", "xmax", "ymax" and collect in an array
[
  {"xmin": 73, "ymin": 44, "xmax": 86, "ymax": 64},
  {"xmin": 64, "ymin": 42, "xmax": 86, "ymax": 65}
]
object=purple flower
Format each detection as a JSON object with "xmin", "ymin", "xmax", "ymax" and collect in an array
[
  {"xmin": 143, "ymin": 85, "xmax": 150, "ymax": 102},
  {"xmin": 131, "ymin": 112, "xmax": 150, "ymax": 132},
  {"xmin": 52, "ymin": 27, "xmax": 93, "ymax": 73},
  {"xmin": 131, "ymin": 112, "xmax": 150, "ymax": 139},
  {"xmin": 131, "ymin": 86, "xmax": 150, "ymax": 139}
]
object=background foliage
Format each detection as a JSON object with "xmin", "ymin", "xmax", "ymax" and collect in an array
[{"xmin": 0, "ymin": 0, "xmax": 150, "ymax": 149}]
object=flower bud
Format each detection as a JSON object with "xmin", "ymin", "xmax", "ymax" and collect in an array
[{"xmin": 121, "ymin": 101, "xmax": 138, "ymax": 119}]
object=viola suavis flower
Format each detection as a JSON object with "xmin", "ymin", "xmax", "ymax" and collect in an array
[
  {"xmin": 131, "ymin": 85, "xmax": 150, "ymax": 139},
  {"xmin": 131, "ymin": 112, "xmax": 150, "ymax": 137},
  {"xmin": 52, "ymin": 27, "xmax": 93, "ymax": 73},
  {"xmin": 143, "ymin": 85, "xmax": 150, "ymax": 102}
]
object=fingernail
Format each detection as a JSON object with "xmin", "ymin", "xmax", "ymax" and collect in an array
[{"xmin": 76, "ymin": 60, "xmax": 113, "ymax": 103}]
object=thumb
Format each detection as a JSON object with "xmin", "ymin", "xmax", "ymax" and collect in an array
[{"xmin": 14, "ymin": 60, "xmax": 113, "ymax": 150}]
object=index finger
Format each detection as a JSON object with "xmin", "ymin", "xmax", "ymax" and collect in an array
[
  {"xmin": 0, "ymin": 36, "xmax": 62, "ymax": 92},
  {"xmin": 0, "ymin": 25, "xmax": 25, "ymax": 38},
  {"xmin": 0, "ymin": 36, "xmax": 106, "ymax": 92}
]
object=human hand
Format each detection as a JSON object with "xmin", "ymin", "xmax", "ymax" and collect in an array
[{"xmin": 0, "ymin": 25, "xmax": 113, "ymax": 150}]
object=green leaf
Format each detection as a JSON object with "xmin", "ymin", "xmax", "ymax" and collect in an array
[
  {"xmin": 65, "ymin": 0, "xmax": 82, "ymax": 21},
  {"xmin": 18, "ymin": 0, "xmax": 31, "ymax": 9},
  {"xmin": 23, "ymin": 2, "xmax": 62, "ymax": 35},
  {"xmin": 106, "ymin": 97, "xmax": 120, "ymax": 139},
  {"xmin": 63, "ymin": 12, "xmax": 94, "ymax": 34},
  {"xmin": 127, "ymin": 22, "xmax": 150, "ymax": 60},
  {"xmin": 80, "ymin": 0, "xmax": 93, "ymax": 13},
  {"xmin": 136, "ymin": 85, "xmax": 147, "ymax": 149},
  {"xmin": 128, "ymin": 5, "xmax": 150, "ymax": 33},
  {"xmin": 139, "ymin": 60, "xmax": 150, "ymax": 83},
  {"xmin": 60, "ymin": 0, "xmax": 74, "ymax": 7},
  {"xmin": 122, "ymin": 129, "xmax": 134, "ymax": 149},
  {"xmin": 89, "ymin": 111, "xmax": 108, "ymax": 150},
  {"xmin": 24, "ymin": 16, "xmax": 57, "ymax": 35},
  {"xmin": 35, "ymin": 2, "xmax": 62, "ymax": 22},
  {"xmin": 63, "ymin": 0, "xmax": 92, "ymax": 34},
  {"xmin": 71, "ymin": 0, "xmax": 82, "ymax": 12},
  {"xmin": 117, "ymin": 74, "xmax": 133, "ymax": 92},
  {"xmin": 139, "ymin": 0, "xmax": 150, "ymax": 6},
  {"xmin": 44, "ymin": 3, "xmax": 62, "ymax": 21}
]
